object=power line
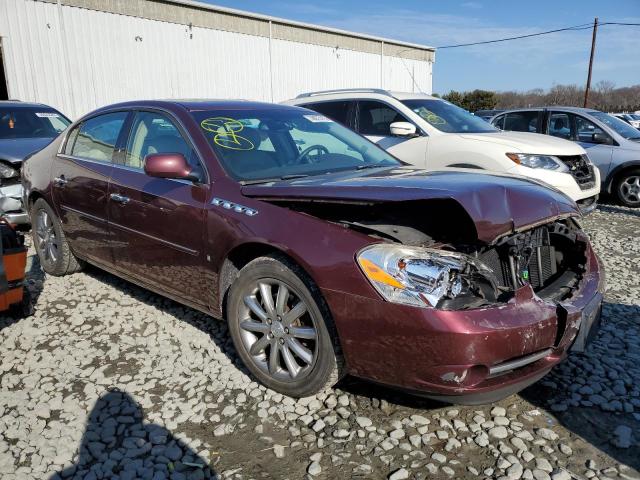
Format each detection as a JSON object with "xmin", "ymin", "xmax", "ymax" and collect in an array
[{"xmin": 435, "ymin": 21, "xmax": 640, "ymax": 49}]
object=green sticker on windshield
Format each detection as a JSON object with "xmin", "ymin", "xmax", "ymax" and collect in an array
[
  {"xmin": 415, "ymin": 107, "xmax": 446, "ymax": 125},
  {"xmin": 201, "ymin": 117, "xmax": 255, "ymax": 151}
]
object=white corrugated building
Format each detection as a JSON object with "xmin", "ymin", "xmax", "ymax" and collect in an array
[{"xmin": 0, "ymin": 0, "xmax": 435, "ymax": 119}]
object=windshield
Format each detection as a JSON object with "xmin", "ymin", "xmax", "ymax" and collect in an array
[
  {"xmin": 402, "ymin": 99, "xmax": 497, "ymax": 133},
  {"xmin": 0, "ymin": 107, "xmax": 70, "ymax": 139},
  {"xmin": 590, "ymin": 111, "xmax": 640, "ymax": 140},
  {"xmin": 191, "ymin": 108, "xmax": 401, "ymax": 182}
]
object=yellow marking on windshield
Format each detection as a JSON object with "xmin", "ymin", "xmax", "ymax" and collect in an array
[
  {"xmin": 201, "ymin": 117, "xmax": 255, "ymax": 151},
  {"xmin": 415, "ymin": 107, "xmax": 446, "ymax": 126}
]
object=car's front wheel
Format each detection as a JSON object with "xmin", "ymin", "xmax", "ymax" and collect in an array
[
  {"xmin": 226, "ymin": 254, "xmax": 344, "ymax": 397},
  {"xmin": 31, "ymin": 198, "xmax": 84, "ymax": 276},
  {"xmin": 615, "ymin": 168, "xmax": 640, "ymax": 208}
]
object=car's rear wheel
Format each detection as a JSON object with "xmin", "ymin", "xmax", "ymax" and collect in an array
[
  {"xmin": 615, "ymin": 168, "xmax": 640, "ymax": 207},
  {"xmin": 31, "ymin": 198, "xmax": 83, "ymax": 276},
  {"xmin": 226, "ymin": 254, "xmax": 344, "ymax": 397}
]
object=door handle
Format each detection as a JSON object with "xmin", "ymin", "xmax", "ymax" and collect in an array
[
  {"xmin": 110, "ymin": 193, "xmax": 130, "ymax": 205},
  {"xmin": 53, "ymin": 176, "xmax": 68, "ymax": 187}
]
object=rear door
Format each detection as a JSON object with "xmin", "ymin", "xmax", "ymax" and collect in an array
[
  {"xmin": 52, "ymin": 111, "xmax": 129, "ymax": 266},
  {"xmin": 501, "ymin": 111, "xmax": 543, "ymax": 133},
  {"xmin": 355, "ymin": 100, "xmax": 427, "ymax": 166},
  {"xmin": 107, "ymin": 110, "xmax": 209, "ymax": 306}
]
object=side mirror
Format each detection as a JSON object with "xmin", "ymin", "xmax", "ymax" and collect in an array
[
  {"xmin": 592, "ymin": 132, "xmax": 610, "ymax": 145},
  {"xmin": 144, "ymin": 153, "xmax": 199, "ymax": 182},
  {"xmin": 390, "ymin": 121, "xmax": 418, "ymax": 137}
]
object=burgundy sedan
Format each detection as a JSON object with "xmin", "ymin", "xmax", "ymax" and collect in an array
[{"xmin": 22, "ymin": 100, "xmax": 604, "ymax": 403}]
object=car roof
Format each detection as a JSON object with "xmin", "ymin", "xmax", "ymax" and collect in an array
[
  {"xmin": 496, "ymin": 106, "xmax": 601, "ymax": 115},
  {"xmin": 290, "ymin": 89, "xmax": 439, "ymax": 102},
  {"xmin": 93, "ymin": 99, "xmax": 302, "ymax": 114},
  {"xmin": 0, "ymin": 100, "xmax": 59, "ymax": 109}
]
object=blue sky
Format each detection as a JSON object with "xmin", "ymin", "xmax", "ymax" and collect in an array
[{"xmin": 200, "ymin": 0, "xmax": 640, "ymax": 94}]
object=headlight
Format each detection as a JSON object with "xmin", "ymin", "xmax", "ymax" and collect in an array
[
  {"xmin": 506, "ymin": 153, "xmax": 568, "ymax": 172},
  {"xmin": 357, "ymin": 244, "xmax": 472, "ymax": 308},
  {"xmin": 0, "ymin": 163, "xmax": 18, "ymax": 179}
]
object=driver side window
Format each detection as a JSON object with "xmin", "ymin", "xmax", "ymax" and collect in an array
[
  {"xmin": 357, "ymin": 101, "xmax": 409, "ymax": 136},
  {"xmin": 575, "ymin": 115, "xmax": 608, "ymax": 144},
  {"xmin": 125, "ymin": 112, "xmax": 194, "ymax": 169}
]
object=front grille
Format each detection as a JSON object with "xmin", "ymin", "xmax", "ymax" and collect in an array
[{"xmin": 558, "ymin": 154, "xmax": 595, "ymax": 191}]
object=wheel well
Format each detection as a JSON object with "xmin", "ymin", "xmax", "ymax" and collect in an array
[
  {"xmin": 217, "ymin": 243, "xmax": 306, "ymax": 316},
  {"xmin": 607, "ymin": 163, "xmax": 640, "ymax": 193}
]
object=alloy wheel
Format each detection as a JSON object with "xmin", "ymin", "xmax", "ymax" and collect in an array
[
  {"xmin": 238, "ymin": 279, "xmax": 318, "ymax": 382},
  {"xmin": 620, "ymin": 175, "xmax": 640, "ymax": 204},
  {"xmin": 35, "ymin": 209, "xmax": 59, "ymax": 264}
]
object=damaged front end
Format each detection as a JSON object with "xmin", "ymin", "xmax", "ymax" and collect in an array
[
  {"xmin": 0, "ymin": 161, "xmax": 28, "ymax": 225},
  {"xmin": 267, "ymin": 198, "xmax": 588, "ymax": 311}
]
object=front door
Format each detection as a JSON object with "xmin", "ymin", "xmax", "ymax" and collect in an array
[
  {"xmin": 355, "ymin": 100, "xmax": 428, "ymax": 167},
  {"xmin": 547, "ymin": 111, "xmax": 614, "ymax": 182},
  {"xmin": 107, "ymin": 110, "xmax": 209, "ymax": 306},
  {"xmin": 52, "ymin": 111, "xmax": 129, "ymax": 266}
]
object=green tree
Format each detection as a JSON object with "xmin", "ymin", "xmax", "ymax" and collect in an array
[
  {"xmin": 462, "ymin": 89, "xmax": 497, "ymax": 111},
  {"xmin": 442, "ymin": 90, "xmax": 465, "ymax": 108}
]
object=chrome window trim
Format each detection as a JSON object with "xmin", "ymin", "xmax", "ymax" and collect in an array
[
  {"xmin": 56, "ymin": 154, "xmax": 199, "ymax": 186},
  {"xmin": 57, "ymin": 105, "xmax": 211, "ymax": 184}
]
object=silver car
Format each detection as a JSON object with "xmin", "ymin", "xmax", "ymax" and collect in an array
[{"xmin": 491, "ymin": 107, "xmax": 640, "ymax": 207}]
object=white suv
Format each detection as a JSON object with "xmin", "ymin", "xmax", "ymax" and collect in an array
[{"xmin": 284, "ymin": 89, "xmax": 600, "ymax": 211}]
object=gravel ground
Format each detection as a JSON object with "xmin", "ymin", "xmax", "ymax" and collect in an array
[{"xmin": 0, "ymin": 204, "xmax": 638, "ymax": 480}]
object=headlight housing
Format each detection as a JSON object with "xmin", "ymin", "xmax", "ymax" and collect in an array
[
  {"xmin": 0, "ymin": 162, "xmax": 18, "ymax": 179},
  {"xmin": 357, "ymin": 244, "xmax": 476, "ymax": 308},
  {"xmin": 506, "ymin": 153, "xmax": 569, "ymax": 172}
]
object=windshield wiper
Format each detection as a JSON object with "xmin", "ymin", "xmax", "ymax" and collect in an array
[
  {"xmin": 356, "ymin": 164, "xmax": 387, "ymax": 170},
  {"xmin": 240, "ymin": 174, "xmax": 309, "ymax": 185},
  {"xmin": 280, "ymin": 174, "xmax": 309, "ymax": 180}
]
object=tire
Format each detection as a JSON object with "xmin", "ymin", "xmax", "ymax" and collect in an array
[
  {"xmin": 615, "ymin": 168, "xmax": 640, "ymax": 208},
  {"xmin": 226, "ymin": 254, "xmax": 344, "ymax": 397},
  {"xmin": 30, "ymin": 198, "xmax": 84, "ymax": 276}
]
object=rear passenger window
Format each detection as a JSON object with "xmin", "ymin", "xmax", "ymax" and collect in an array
[
  {"xmin": 63, "ymin": 126, "xmax": 80, "ymax": 155},
  {"xmin": 72, "ymin": 112, "xmax": 127, "ymax": 162},
  {"xmin": 303, "ymin": 101, "xmax": 352, "ymax": 126},
  {"xmin": 502, "ymin": 112, "xmax": 540, "ymax": 133},
  {"xmin": 358, "ymin": 101, "xmax": 409, "ymax": 136}
]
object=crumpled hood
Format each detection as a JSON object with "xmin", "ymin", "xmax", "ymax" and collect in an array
[
  {"xmin": 241, "ymin": 167, "xmax": 579, "ymax": 243},
  {"xmin": 456, "ymin": 131, "xmax": 586, "ymax": 155},
  {"xmin": 0, "ymin": 137, "xmax": 55, "ymax": 164}
]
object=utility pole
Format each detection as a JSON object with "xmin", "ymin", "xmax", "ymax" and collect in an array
[{"xmin": 583, "ymin": 17, "xmax": 598, "ymax": 108}]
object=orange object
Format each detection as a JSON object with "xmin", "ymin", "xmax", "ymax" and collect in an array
[{"xmin": 0, "ymin": 218, "xmax": 28, "ymax": 313}]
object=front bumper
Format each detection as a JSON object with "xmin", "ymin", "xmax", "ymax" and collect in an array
[
  {"xmin": 508, "ymin": 163, "xmax": 601, "ymax": 204},
  {"xmin": 324, "ymin": 246, "xmax": 604, "ymax": 404},
  {"xmin": 0, "ymin": 183, "xmax": 29, "ymax": 225}
]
